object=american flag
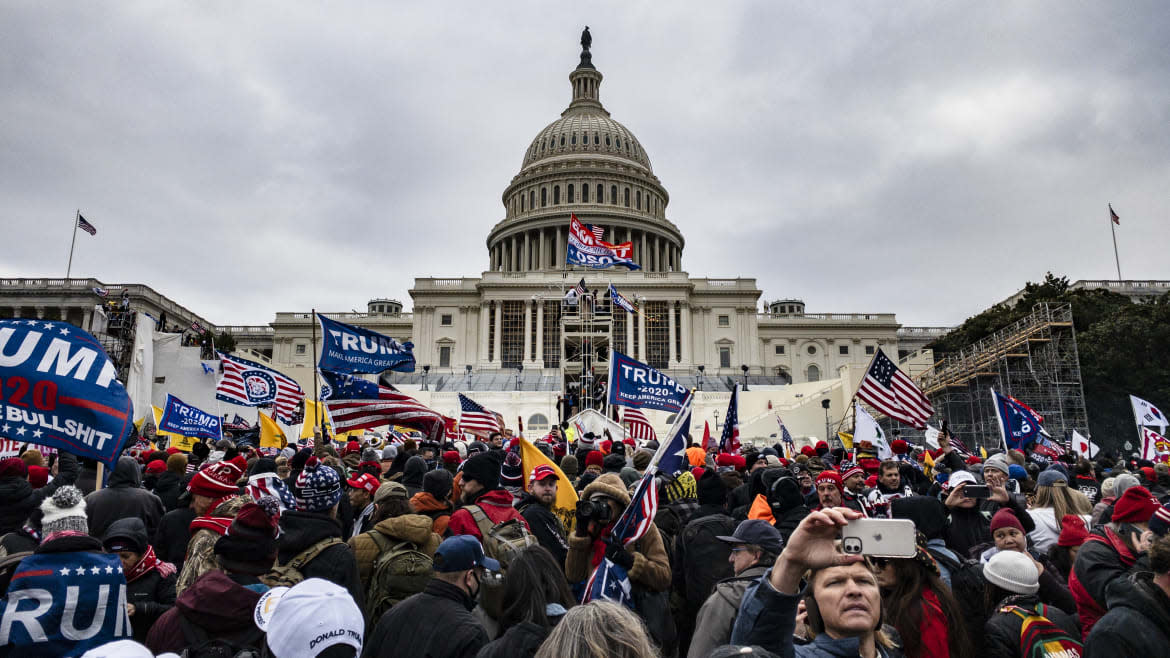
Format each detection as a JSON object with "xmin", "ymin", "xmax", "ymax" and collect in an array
[
  {"xmin": 323, "ymin": 372, "xmax": 445, "ymax": 435},
  {"xmin": 622, "ymin": 406, "xmax": 656, "ymax": 441},
  {"xmin": 720, "ymin": 385, "xmax": 741, "ymax": 453},
  {"xmin": 574, "ymin": 278, "xmax": 587, "ymax": 296},
  {"xmin": 215, "ymin": 352, "xmax": 305, "ymax": 423},
  {"xmin": 225, "ymin": 414, "xmax": 252, "ymax": 430},
  {"xmin": 588, "ymin": 224, "xmax": 604, "ymax": 241},
  {"xmin": 245, "ymin": 472, "xmax": 297, "ymax": 511},
  {"xmin": 458, "ymin": 393, "xmax": 503, "ymax": 437},
  {"xmin": 856, "ymin": 348, "xmax": 934, "ymax": 429},
  {"xmin": 77, "ymin": 214, "xmax": 96, "ymax": 236},
  {"xmin": 1110, "ymin": 203, "xmax": 1120, "ymax": 225},
  {"xmin": 778, "ymin": 416, "xmax": 795, "ymax": 455}
]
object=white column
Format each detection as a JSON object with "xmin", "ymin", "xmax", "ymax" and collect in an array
[
  {"xmin": 556, "ymin": 227, "xmax": 564, "ymax": 267},
  {"xmin": 638, "ymin": 308, "xmax": 647, "ymax": 361},
  {"xmin": 479, "ymin": 302, "xmax": 490, "ymax": 365},
  {"xmin": 493, "ymin": 302, "xmax": 502, "ymax": 367},
  {"xmin": 536, "ymin": 229, "xmax": 545, "ymax": 271},
  {"xmin": 625, "ymin": 311, "xmax": 634, "ymax": 355},
  {"xmin": 680, "ymin": 304, "xmax": 692, "ymax": 365},
  {"xmin": 523, "ymin": 231, "xmax": 531, "ymax": 271},
  {"xmin": 523, "ymin": 299, "xmax": 532, "ymax": 363},
  {"xmin": 668, "ymin": 302, "xmax": 677, "ymax": 365},
  {"xmin": 535, "ymin": 302, "xmax": 544, "ymax": 366}
]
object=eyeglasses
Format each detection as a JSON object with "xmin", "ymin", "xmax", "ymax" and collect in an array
[
  {"xmin": 870, "ymin": 558, "xmax": 890, "ymax": 569},
  {"xmin": 729, "ymin": 546, "xmax": 751, "ymax": 553}
]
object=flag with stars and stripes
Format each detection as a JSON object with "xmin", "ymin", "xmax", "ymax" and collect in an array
[
  {"xmin": 458, "ymin": 393, "xmax": 503, "ymax": 437},
  {"xmin": 574, "ymin": 278, "xmax": 587, "ymax": 296},
  {"xmin": 322, "ymin": 371, "xmax": 447, "ymax": 437},
  {"xmin": 215, "ymin": 352, "xmax": 305, "ymax": 423},
  {"xmin": 608, "ymin": 283, "xmax": 637, "ymax": 313},
  {"xmin": 77, "ymin": 214, "xmax": 97, "ymax": 235},
  {"xmin": 856, "ymin": 348, "xmax": 934, "ymax": 429},
  {"xmin": 588, "ymin": 224, "xmax": 605, "ymax": 241},
  {"xmin": 778, "ymin": 415, "xmax": 795, "ymax": 456},
  {"xmin": 720, "ymin": 385, "xmax": 741, "ymax": 453},
  {"xmin": 622, "ymin": 406, "xmax": 656, "ymax": 441}
]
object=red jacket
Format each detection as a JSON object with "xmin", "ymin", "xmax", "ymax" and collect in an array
[
  {"xmin": 916, "ymin": 588, "xmax": 950, "ymax": 658},
  {"xmin": 1069, "ymin": 526, "xmax": 1137, "ymax": 639},
  {"xmin": 447, "ymin": 488, "xmax": 529, "ymax": 542}
]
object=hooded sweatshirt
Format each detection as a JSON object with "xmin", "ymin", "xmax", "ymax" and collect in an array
[
  {"xmin": 84, "ymin": 456, "xmax": 166, "ymax": 539},
  {"xmin": 348, "ymin": 514, "xmax": 441, "ymax": 587},
  {"xmin": 410, "ymin": 491, "xmax": 454, "ymax": 535},
  {"xmin": 145, "ymin": 570, "xmax": 264, "ymax": 654},
  {"xmin": 402, "ymin": 456, "xmax": 429, "ymax": 497}
]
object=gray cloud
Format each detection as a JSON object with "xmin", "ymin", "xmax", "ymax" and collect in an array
[{"xmin": 2, "ymin": 1, "xmax": 1167, "ymax": 327}]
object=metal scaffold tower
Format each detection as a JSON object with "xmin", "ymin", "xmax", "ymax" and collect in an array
[
  {"xmin": 915, "ymin": 303, "xmax": 1089, "ymax": 451},
  {"xmin": 561, "ymin": 292, "xmax": 612, "ymax": 413}
]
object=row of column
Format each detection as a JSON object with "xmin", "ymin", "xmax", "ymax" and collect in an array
[
  {"xmin": 491, "ymin": 226, "xmax": 681, "ymax": 273},
  {"xmin": 4, "ymin": 305, "xmax": 94, "ymax": 329}
]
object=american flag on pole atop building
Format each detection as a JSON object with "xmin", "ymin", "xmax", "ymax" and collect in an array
[
  {"xmin": 215, "ymin": 352, "xmax": 305, "ymax": 423},
  {"xmin": 459, "ymin": 393, "xmax": 503, "ymax": 437},
  {"xmin": 574, "ymin": 278, "xmax": 587, "ymax": 296},
  {"xmin": 855, "ymin": 348, "xmax": 934, "ymax": 429},
  {"xmin": 321, "ymin": 371, "xmax": 446, "ymax": 436},
  {"xmin": 622, "ymin": 407, "xmax": 656, "ymax": 441},
  {"xmin": 720, "ymin": 385, "xmax": 741, "ymax": 453},
  {"xmin": 77, "ymin": 214, "xmax": 97, "ymax": 235}
]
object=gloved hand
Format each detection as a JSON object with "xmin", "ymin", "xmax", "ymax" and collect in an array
[{"xmin": 604, "ymin": 536, "xmax": 635, "ymax": 570}]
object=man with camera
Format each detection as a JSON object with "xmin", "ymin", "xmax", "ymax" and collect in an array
[{"xmin": 565, "ymin": 472, "xmax": 672, "ymax": 588}]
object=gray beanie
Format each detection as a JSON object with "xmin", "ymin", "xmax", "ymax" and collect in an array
[
  {"xmin": 984, "ymin": 453, "xmax": 1011, "ymax": 476},
  {"xmin": 41, "ymin": 485, "xmax": 88, "ymax": 536},
  {"xmin": 984, "ymin": 550, "xmax": 1039, "ymax": 595},
  {"xmin": 1113, "ymin": 473, "xmax": 1141, "ymax": 498},
  {"xmin": 382, "ymin": 445, "xmax": 398, "ymax": 460}
]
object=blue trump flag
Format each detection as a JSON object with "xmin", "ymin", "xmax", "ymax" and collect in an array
[
  {"xmin": 317, "ymin": 314, "xmax": 415, "ymax": 374},
  {"xmin": 158, "ymin": 393, "xmax": 222, "ymax": 441},
  {"xmin": 0, "ymin": 319, "xmax": 134, "ymax": 466},
  {"xmin": 607, "ymin": 349, "xmax": 689, "ymax": 413},
  {"xmin": 0, "ymin": 551, "xmax": 132, "ymax": 656},
  {"xmin": 991, "ymin": 388, "xmax": 1046, "ymax": 451}
]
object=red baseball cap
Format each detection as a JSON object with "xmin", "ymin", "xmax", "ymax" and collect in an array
[
  {"xmin": 530, "ymin": 464, "xmax": 559, "ymax": 483},
  {"xmin": 346, "ymin": 473, "xmax": 379, "ymax": 495}
]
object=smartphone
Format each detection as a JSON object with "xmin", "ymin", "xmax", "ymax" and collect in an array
[
  {"xmin": 963, "ymin": 485, "xmax": 992, "ymax": 499},
  {"xmin": 841, "ymin": 518, "xmax": 917, "ymax": 558}
]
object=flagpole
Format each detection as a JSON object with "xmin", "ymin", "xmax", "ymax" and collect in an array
[
  {"xmin": 66, "ymin": 209, "xmax": 79, "ymax": 279},
  {"xmin": 1109, "ymin": 207, "xmax": 1122, "ymax": 282},
  {"xmin": 312, "ymin": 309, "xmax": 319, "ymax": 434},
  {"xmin": 836, "ymin": 349, "xmax": 881, "ymax": 435}
]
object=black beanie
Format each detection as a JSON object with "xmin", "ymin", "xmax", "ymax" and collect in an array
[
  {"xmin": 602, "ymin": 453, "xmax": 626, "ymax": 473},
  {"xmin": 250, "ymin": 457, "xmax": 277, "ymax": 476},
  {"xmin": 423, "ymin": 469, "xmax": 454, "ymax": 500},
  {"xmin": 697, "ymin": 469, "xmax": 727, "ymax": 506},
  {"xmin": 767, "ymin": 475, "xmax": 805, "ymax": 515},
  {"xmin": 462, "ymin": 452, "xmax": 502, "ymax": 491}
]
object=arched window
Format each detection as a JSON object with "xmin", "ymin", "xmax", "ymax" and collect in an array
[
  {"xmin": 616, "ymin": 137, "xmax": 622, "ymax": 148},
  {"xmin": 567, "ymin": 184, "xmax": 574, "ymax": 203},
  {"xmin": 636, "ymin": 190, "xmax": 641, "ymax": 210},
  {"xmin": 553, "ymin": 186, "xmax": 560, "ymax": 204},
  {"xmin": 581, "ymin": 184, "xmax": 589, "ymax": 202},
  {"xmin": 527, "ymin": 413, "xmax": 550, "ymax": 431},
  {"xmin": 624, "ymin": 188, "xmax": 630, "ymax": 207},
  {"xmin": 610, "ymin": 185, "xmax": 617, "ymax": 204},
  {"xmin": 529, "ymin": 190, "xmax": 535, "ymax": 209},
  {"xmin": 594, "ymin": 133, "xmax": 600, "ymax": 145},
  {"xmin": 597, "ymin": 184, "xmax": 603, "ymax": 202},
  {"xmin": 807, "ymin": 364, "xmax": 820, "ymax": 382},
  {"xmin": 571, "ymin": 133, "xmax": 577, "ymax": 145},
  {"xmin": 559, "ymin": 135, "xmax": 565, "ymax": 147},
  {"xmin": 605, "ymin": 135, "xmax": 611, "ymax": 147},
  {"xmin": 541, "ymin": 187, "xmax": 547, "ymax": 207},
  {"xmin": 520, "ymin": 195, "xmax": 525, "ymax": 212}
]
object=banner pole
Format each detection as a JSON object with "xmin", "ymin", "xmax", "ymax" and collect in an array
[
  {"xmin": 1110, "ymin": 209, "xmax": 1122, "ymax": 282},
  {"xmin": 66, "ymin": 209, "xmax": 79, "ymax": 279},
  {"xmin": 312, "ymin": 309, "xmax": 319, "ymax": 435}
]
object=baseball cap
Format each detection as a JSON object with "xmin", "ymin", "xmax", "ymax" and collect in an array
[
  {"xmin": 530, "ymin": 464, "xmax": 560, "ymax": 483},
  {"xmin": 715, "ymin": 519, "xmax": 785, "ymax": 555},
  {"xmin": 948, "ymin": 470, "xmax": 977, "ymax": 489},
  {"xmin": 346, "ymin": 473, "xmax": 379, "ymax": 495},
  {"xmin": 373, "ymin": 481, "xmax": 408, "ymax": 504},
  {"xmin": 434, "ymin": 535, "xmax": 500, "ymax": 573},
  {"xmin": 254, "ymin": 578, "xmax": 363, "ymax": 657}
]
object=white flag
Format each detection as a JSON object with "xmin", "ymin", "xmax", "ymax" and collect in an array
[
  {"xmin": 923, "ymin": 425, "xmax": 941, "ymax": 450},
  {"xmin": 1131, "ymin": 395, "xmax": 1168, "ymax": 431},
  {"xmin": 855, "ymin": 402, "xmax": 892, "ymax": 460},
  {"xmin": 1071, "ymin": 430, "xmax": 1099, "ymax": 459}
]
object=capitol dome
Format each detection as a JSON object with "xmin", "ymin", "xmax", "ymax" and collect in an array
[{"xmin": 486, "ymin": 34, "xmax": 684, "ymax": 273}]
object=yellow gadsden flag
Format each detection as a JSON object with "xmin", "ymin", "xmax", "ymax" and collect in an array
[
  {"xmin": 517, "ymin": 436, "xmax": 579, "ymax": 533},
  {"xmin": 300, "ymin": 399, "xmax": 332, "ymax": 440},
  {"xmin": 260, "ymin": 411, "xmax": 287, "ymax": 449}
]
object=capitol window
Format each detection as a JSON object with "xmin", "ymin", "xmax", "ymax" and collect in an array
[
  {"xmin": 611, "ymin": 185, "xmax": 617, "ymax": 204},
  {"xmin": 719, "ymin": 347, "xmax": 731, "ymax": 368},
  {"xmin": 624, "ymin": 188, "xmax": 630, "ymax": 207},
  {"xmin": 530, "ymin": 191, "xmax": 535, "ymax": 209},
  {"xmin": 553, "ymin": 186, "xmax": 560, "ymax": 204},
  {"xmin": 866, "ymin": 345, "xmax": 875, "ymax": 355},
  {"xmin": 636, "ymin": 190, "xmax": 641, "ymax": 209},
  {"xmin": 718, "ymin": 315, "xmax": 730, "ymax": 327},
  {"xmin": 571, "ymin": 133, "xmax": 577, "ymax": 145},
  {"xmin": 440, "ymin": 314, "xmax": 452, "ymax": 326},
  {"xmin": 839, "ymin": 345, "xmax": 849, "ymax": 356},
  {"xmin": 567, "ymin": 184, "xmax": 574, "ymax": 202},
  {"xmin": 807, "ymin": 364, "xmax": 821, "ymax": 382},
  {"xmin": 582, "ymin": 184, "xmax": 589, "ymax": 202},
  {"xmin": 597, "ymin": 184, "xmax": 603, "ymax": 202},
  {"xmin": 616, "ymin": 137, "xmax": 622, "ymax": 148},
  {"xmin": 775, "ymin": 345, "xmax": 785, "ymax": 355},
  {"xmin": 541, "ymin": 188, "xmax": 547, "ymax": 207},
  {"xmin": 295, "ymin": 344, "xmax": 306, "ymax": 355},
  {"xmin": 807, "ymin": 345, "xmax": 817, "ymax": 355},
  {"xmin": 527, "ymin": 413, "xmax": 550, "ymax": 431},
  {"xmin": 560, "ymin": 135, "xmax": 565, "ymax": 146},
  {"xmin": 605, "ymin": 135, "xmax": 611, "ymax": 146},
  {"xmin": 594, "ymin": 133, "xmax": 600, "ymax": 145},
  {"xmin": 439, "ymin": 346, "xmax": 451, "ymax": 368}
]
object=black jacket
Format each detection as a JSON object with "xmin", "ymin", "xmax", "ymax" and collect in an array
[
  {"xmin": 0, "ymin": 451, "xmax": 79, "ymax": 536},
  {"xmin": 984, "ymin": 594, "xmax": 1079, "ymax": 658},
  {"xmin": 104, "ymin": 517, "xmax": 177, "ymax": 644},
  {"xmin": 153, "ymin": 506, "xmax": 196, "ymax": 572},
  {"xmin": 475, "ymin": 621, "xmax": 549, "ymax": 658},
  {"xmin": 84, "ymin": 457, "xmax": 165, "ymax": 538},
  {"xmin": 363, "ymin": 578, "xmax": 488, "ymax": 658},
  {"xmin": 1085, "ymin": 571, "xmax": 1170, "ymax": 656},
  {"xmin": 402, "ymin": 456, "xmax": 428, "ymax": 498},
  {"xmin": 518, "ymin": 492, "xmax": 569, "ymax": 569},
  {"xmin": 152, "ymin": 471, "xmax": 186, "ymax": 511},
  {"xmin": 946, "ymin": 495, "xmax": 1034, "ymax": 560},
  {"xmin": 277, "ymin": 509, "xmax": 364, "ymax": 608}
]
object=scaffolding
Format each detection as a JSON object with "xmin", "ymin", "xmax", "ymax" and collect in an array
[
  {"xmin": 914, "ymin": 303, "xmax": 1089, "ymax": 451},
  {"xmin": 561, "ymin": 293, "xmax": 612, "ymax": 412}
]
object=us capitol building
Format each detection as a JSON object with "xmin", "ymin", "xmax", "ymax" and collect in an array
[{"xmin": 2, "ymin": 33, "xmax": 962, "ymax": 437}]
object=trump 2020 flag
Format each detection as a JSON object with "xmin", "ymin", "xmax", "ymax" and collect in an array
[
  {"xmin": 317, "ymin": 314, "xmax": 416, "ymax": 374},
  {"xmin": 991, "ymin": 389, "xmax": 1045, "ymax": 451},
  {"xmin": 0, "ymin": 319, "xmax": 134, "ymax": 466},
  {"xmin": 158, "ymin": 393, "xmax": 222, "ymax": 441},
  {"xmin": 0, "ymin": 551, "xmax": 132, "ymax": 656},
  {"xmin": 608, "ymin": 349, "xmax": 690, "ymax": 413},
  {"xmin": 566, "ymin": 215, "xmax": 640, "ymax": 270}
]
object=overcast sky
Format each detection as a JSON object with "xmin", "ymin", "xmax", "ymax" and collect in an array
[{"xmin": 3, "ymin": 2, "xmax": 1167, "ymax": 328}]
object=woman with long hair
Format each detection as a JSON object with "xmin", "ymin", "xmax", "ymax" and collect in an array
[
  {"xmin": 1027, "ymin": 470, "xmax": 1093, "ymax": 554},
  {"xmin": 477, "ymin": 545, "xmax": 577, "ymax": 657},
  {"xmin": 534, "ymin": 600, "xmax": 659, "ymax": 658},
  {"xmin": 875, "ymin": 540, "xmax": 973, "ymax": 658}
]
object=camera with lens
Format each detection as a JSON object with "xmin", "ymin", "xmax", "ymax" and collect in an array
[{"xmin": 576, "ymin": 499, "xmax": 613, "ymax": 524}]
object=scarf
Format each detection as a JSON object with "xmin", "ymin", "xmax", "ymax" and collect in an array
[{"xmin": 125, "ymin": 545, "xmax": 176, "ymax": 583}]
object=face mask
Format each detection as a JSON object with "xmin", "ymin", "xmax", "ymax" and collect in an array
[{"xmin": 467, "ymin": 570, "xmax": 482, "ymax": 601}]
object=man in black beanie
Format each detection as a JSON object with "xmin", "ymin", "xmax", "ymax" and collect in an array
[{"xmin": 446, "ymin": 452, "xmax": 529, "ymax": 542}]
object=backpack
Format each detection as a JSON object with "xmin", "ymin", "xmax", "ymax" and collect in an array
[
  {"xmin": 466, "ymin": 504, "xmax": 537, "ymax": 618},
  {"xmin": 259, "ymin": 537, "xmax": 343, "ymax": 588},
  {"xmin": 0, "ymin": 549, "xmax": 33, "ymax": 596},
  {"xmin": 1002, "ymin": 603, "xmax": 1084, "ymax": 658},
  {"xmin": 363, "ymin": 531, "xmax": 433, "ymax": 623},
  {"xmin": 679, "ymin": 513, "xmax": 736, "ymax": 607},
  {"xmin": 179, "ymin": 614, "xmax": 265, "ymax": 658}
]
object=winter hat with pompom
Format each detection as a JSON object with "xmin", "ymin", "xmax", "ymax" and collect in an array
[
  {"xmin": 294, "ymin": 456, "xmax": 342, "ymax": 512},
  {"xmin": 215, "ymin": 496, "xmax": 281, "ymax": 574},
  {"xmin": 41, "ymin": 485, "xmax": 88, "ymax": 536}
]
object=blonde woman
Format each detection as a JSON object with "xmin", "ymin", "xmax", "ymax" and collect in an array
[
  {"xmin": 535, "ymin": 600, "xmax": 659, "ymax": 658},
  {"xmin": 1027, "ymin": 469, "xmax": 1093, "ymax": 554}
]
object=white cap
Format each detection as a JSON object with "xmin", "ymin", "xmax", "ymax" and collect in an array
[
  {"xmin": 254, "ymin": 578, "xmax": 363, "ymax": 657},
  {"xmin": 948, "ymin": 470, "xmax": 977, "ymax": 489},
  {"xmin": 80, "ymin": 640, "xmax": 155, "ymax": 657}
]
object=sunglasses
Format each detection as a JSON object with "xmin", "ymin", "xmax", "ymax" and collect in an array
[{"xmin": 870, "ymin": 558, "xmax": 891, "ymax": 569}]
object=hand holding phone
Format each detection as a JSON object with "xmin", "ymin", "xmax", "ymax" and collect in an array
[
  {"xmin": 962, "ymin": 484, "xmax": 992, "ymax": 499},
  {"xmin": 840, "ymin": 518, "xmax": 917, "ymax": 558}
]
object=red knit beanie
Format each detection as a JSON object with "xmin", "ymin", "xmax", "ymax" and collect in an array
[
  {"xmin": 188, "ymin": 461, "xmax": 243, "ymax": 497},
  {"xmin": 1057, "ymin": 515, "xmax": 1089, "ymax": 547},
  {"xmin": 585, "ymin": 451, "xmax": 604, "ymax": 468},
  {"xmin": 27, "ymin": 465, "xmax": 49, "ymax": 489},
  {"xmin": 891, "ymin": 439, "xmax": 909, "ymax": 455},
  {"xmin": 990, "ymin": 508, "xmax": 1025, "ymax": 534},
  {"xmin": 815, "ymin": 470, "xmax": 843, "ymax": 492},
  {"xmin": 1113, "ymin": 486, "xmax": 1160, "ymax": 524},
  {"xmin": 800, "ymin": 446, "xmax": 816, "ymax": 457},
  {"xmin": 0, "ymin": 457, "xmax": 28, "ymax": 479}
]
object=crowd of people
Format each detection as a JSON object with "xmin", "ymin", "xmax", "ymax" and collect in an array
[{"xmin": 2, "ymin": 421, "xmax": 1170, "ymax": 657}]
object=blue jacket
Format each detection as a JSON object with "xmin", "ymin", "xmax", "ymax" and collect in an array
[{"xmin": 730, "ymin": 568, "xmax": 903, "ymax": 657}]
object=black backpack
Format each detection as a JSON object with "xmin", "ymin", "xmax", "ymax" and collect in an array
[
  {"xmin": 678, "ymin": 513, "xmax": 736, "ymax": 607},
  {"xmin": 179, "ymin": 614, "xmax": 266, "ymax": 658}
]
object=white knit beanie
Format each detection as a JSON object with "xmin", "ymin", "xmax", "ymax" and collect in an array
[
  {"xmin": 40, "ymin": 485, "xmax": 88, "ymax": 536},
  {"xmin": 984, "ymin": 550, "xmax": 1039, "ymax": 595}
]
